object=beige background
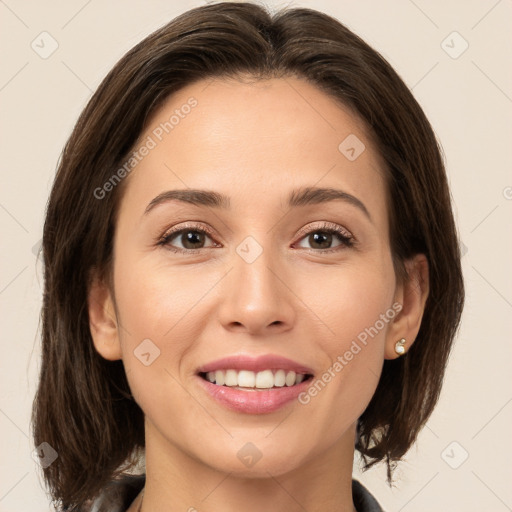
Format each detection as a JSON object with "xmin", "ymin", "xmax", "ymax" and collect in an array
[{"xmin": 1, "ymin": 1, "xmax": 511, "ymax": 511}]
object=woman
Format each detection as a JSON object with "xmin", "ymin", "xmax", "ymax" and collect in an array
[{"xmin": 31, "ymin": 2, "xmax": 464, "ymax": 511}]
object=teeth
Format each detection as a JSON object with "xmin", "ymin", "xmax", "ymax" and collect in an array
[
  {"xmin": 224, "ymin": 369, "xmax": 238, "ymax": 386},
  {"xmin": 255, "ymin": 369, "xmax": 273, "ymax": 388},
  {"xmin": 274, "ymin": 369, "xmax": 286, "ymax": 387},
  {"xmin": 285, "ymin": 371, "xmax": 296, "ymax": 386},
  {"xmin": 214, "ymin": 370, "xmax": 224, "ymax": 386},
  {"xmin": 203, "ymin": 369, "xmax": 307, "ymax": 388},
  {"xmin": 238, "ymin": 370, "xmax": 255, "ymax": 387}
]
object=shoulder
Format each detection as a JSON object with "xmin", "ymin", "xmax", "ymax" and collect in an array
[
  {"xmin": 352, "ymin": 479, "xmax": 385, "ymax": 512},
  {"xmin": 88, "ymin": 474, "xmax": 145, "ymax": 512}
]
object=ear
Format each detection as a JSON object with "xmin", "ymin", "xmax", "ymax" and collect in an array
[
  {"xmin": 384, "ymin": 254, "xmax": 429, "ymax": 359},
  {"xmin": 87, "ymin": 271, "xmax": 122, "ymax": 361}
]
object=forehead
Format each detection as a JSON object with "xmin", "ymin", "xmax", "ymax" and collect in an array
[{"xmin": 118, "ymin": 76, "xmax": 388, "ymax": 224}]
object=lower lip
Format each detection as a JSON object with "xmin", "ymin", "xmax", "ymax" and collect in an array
[{"xmin": 196, "ymin": 375, "xmax": 312, "ymax": 414}]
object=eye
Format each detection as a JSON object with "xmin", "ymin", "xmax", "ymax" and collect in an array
[
  {"xmin": 294, "ymin": 221, "xmax": 355, "ymax": 253},
  {"xmin": 157, "ymin": 223, "xmax": 218, "ymax": 253},
  {"xmin": 157, "ymin": 221, "xmax": 355, "ymax": 254}
]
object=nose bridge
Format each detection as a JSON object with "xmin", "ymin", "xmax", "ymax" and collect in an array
[{"xmin": 217, "ymin": 233, "xmax": 294, "ymax": 332}]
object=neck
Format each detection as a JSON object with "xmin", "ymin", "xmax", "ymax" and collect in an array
[{"xmin": 137, "ymin": 420, "xmax": 358, "ymax": 512}]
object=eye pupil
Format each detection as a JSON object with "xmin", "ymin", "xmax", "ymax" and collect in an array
[
  {"xmin": 310, "ymin": 231, "xmax": 332, "ymax": 249},
  {"xmin": 183, "ymin": 230, "xmax": 205, "ymax": 249}
]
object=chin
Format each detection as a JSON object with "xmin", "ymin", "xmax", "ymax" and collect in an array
[{"xmin": 191, "ymin": 434, "xmax": 312, "ymax": 479}]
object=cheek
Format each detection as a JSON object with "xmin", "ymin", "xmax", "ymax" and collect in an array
[
  {"xmin": 296, "ymin": 260, "xmax": 396, "ymax": 348},
  {"xmin": 111, "ymin": 254, "xmax": 205, "ymax": 397},
  {"xmin": 113, "ymin": 252, "xmax": 213, "ymax": 342},
  {"xmin": 293, "ymin": 263, "xmax": 395, "ymax": 422}
]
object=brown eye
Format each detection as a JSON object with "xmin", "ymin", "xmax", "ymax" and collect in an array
[
  {"xmin": 307, "ymin": 231, "xmax": 335, "ymax": 250},
  {"xmin": 158, "ymin": 224, "xmax": 218, "ymax": 253},
  {"xmin": 295, "ymin": 222, "xmax": 354, "ymax": 253},
  {"xmin": 173, "ymin": 230, "xmax": 207, "ymax": 249}
]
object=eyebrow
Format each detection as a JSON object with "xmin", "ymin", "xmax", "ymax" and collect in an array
[{"xmin": 144, "ymin": 186, "xmax": 372, "ymax": 222}]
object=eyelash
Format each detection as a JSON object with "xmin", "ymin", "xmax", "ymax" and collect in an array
[{"xmin": 157, "ymin": 221, "xmax": 355, "ymax": 254}]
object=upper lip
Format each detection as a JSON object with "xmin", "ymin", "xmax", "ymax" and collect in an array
[{"xmin": 197, "ymin": 354, "xmax": 314, "ymax": 375}]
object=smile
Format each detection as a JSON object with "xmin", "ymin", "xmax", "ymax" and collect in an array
[{"xmin": 199, "ymin": 369, "xmax": 312, "ymax": 389}]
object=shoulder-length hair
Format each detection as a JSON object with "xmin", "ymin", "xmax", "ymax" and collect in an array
[{"xmin": 32, "ymin": 2, "xmax": 464, "ymax": 510}]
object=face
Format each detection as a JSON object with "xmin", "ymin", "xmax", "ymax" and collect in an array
[{"xmin": 99, "ymin": 76, "xmax": 405, "ymax": 477}]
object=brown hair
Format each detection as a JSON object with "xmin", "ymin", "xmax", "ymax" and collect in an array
[{"xmin": 32, "ymin": 2, "xmax": 464, "ymax": 509}]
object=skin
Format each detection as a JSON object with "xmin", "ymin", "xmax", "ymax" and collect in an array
[{"xmin": 88, "ymin": 76, "xmax": 429, "ymax": 512}]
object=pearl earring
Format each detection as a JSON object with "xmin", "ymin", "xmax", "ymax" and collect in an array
[{"xmin": 395, "ymin": 338, "xmax": 406, "ymax": 355}]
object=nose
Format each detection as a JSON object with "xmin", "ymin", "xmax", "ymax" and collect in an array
[{"xmin": 216, "ymin": 241, "xmax": 296, "ymax": 336}]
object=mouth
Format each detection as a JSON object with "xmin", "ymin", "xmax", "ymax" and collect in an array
[
  {"xmin": 195, "ymin": 354, "xmax": 315, "ymax": 413},
  {"xmin": 196, "ymin": 369, "xmax": 314, "ymax": 414},
  {"xmin": 198, "ymin": 369, "xmax": 314, "ymax": 391}
]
